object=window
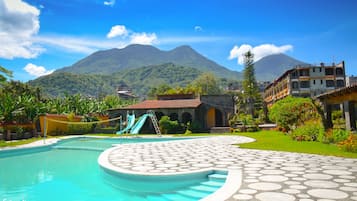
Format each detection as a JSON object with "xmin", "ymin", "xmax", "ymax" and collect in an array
[
  {"xmin": 299, "ymin": 70, "xmax": 309, "ymax": 76},
  {"xmin": 300, "ymin": 81, "xmax": 310, "ymax": 88},
  {"xmin": 336, "ymin": 68, "xmax": 344, "ymax": 76},
  {"xmin": 291, "ymin": 71, "xmax": 298, "ymax": 79},
  {"xmin": 336, "ymin": 80, "xmax": 345, "ymax": 88},
  {"xmin": 325, "ymin": 68, "xmax": 334, "ymax": 75},
  {"xmin": 313, "ymin": 80, "xmax": 316, "ymax": 85},
  {"xmin": 320, "ymin": 80, "xmax": 323, "ymax": 84},
  {"xmin": 319, "ymin": 67, "xmax": 322, "ymax": 72},
  {"xmin": 326, "ymin": 80, "xmax": 334, "ymax": 87},
  {"xmin": 313, "ymin": 68, "xmax": 315, "ymax": 72},
  {"xmin": 292, "ymin": 81, "xmax": 299, "ymax": 89}
]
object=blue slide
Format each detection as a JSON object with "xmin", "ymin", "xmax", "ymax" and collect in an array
[
  {"xmin": 116, "ymin": 114, "xmax": 136, "ymax": 134},
  {"xmin": 129, "ymin": 114, "xmax": 152, "ymax": 134}
]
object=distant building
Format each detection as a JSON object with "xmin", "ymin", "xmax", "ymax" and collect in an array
[
  {"xmin": 108, "ymin": 94, "xmax": 234, "ymax": 133},
  {"xmin": 117, "ymin": 84, "xmax": 136, "ymax": 100},
  {"xmin": 264, "ymin": 61, "xmax": 346, "ymax": 106},
  {"xmin": 346, "ymin": 75, "xmax": 357, "ymax": 86}
]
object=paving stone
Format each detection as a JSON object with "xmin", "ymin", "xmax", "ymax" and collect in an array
[
  {"xmin": 297, "ymin": 194, "xmax": 310, "ymax": 198},
  {"xmin": 345, "ymin": 182, "xmax": 357, "ymax": 187},
  {"xmin": 285, "ymin": 181, "xmax": 301, "ymax": 185},
  {"xmin": 290, "ymin": 185, "xmax": 308, "ymax": 190},
  {"xmin": 281, "ymin": 166, "xmax": 306, "ymax": 171},
  {"xmin": 323, "ymin": 170, "xmax": 352, "ymax": 175},
  {"xmin": 238, "ymin": 189, "xmax": 257, "ymax": 194},
  {"xmin": 334, "ymin": 178, "xmax": 350, "ymax": 183},
  {"xmin": 260, "ymin": 169, "xmax": 285, "ymax": 175},
  {"xmin": 248, "ymin": 182, "xmax": 282, "ymax": 191},
  {"xmin": 340, "ymin": 186, "xmax": 357, "ymax": 191},
  {"xmin": 303, "ymin": 173, "xmax": 333, "ymax": 180},
  {"xmin": 283, "ymin": 188, "xmax": 301, "ymax": 194},
  {"xmin": 244, "ymin": 179, "xmax": 259, "ymax": 183},
  {"xmin": 292, "ymin": 177, "xmax": 307, "ymax": 181},
  {"xmin": 259, "ymin": 175, "xmax": 289, "ymax": 182},
  {"xmin": 304, "ymin": 180, "xmax": 339, "ymax": 188},
  {"xmin": 321, "ymin": 165, "xmax": 348, "ymax": 170},
  {"xmin": 232, "ymin": 194, "xmax": 252, "ymax": 200},
  {"xmin": 307, "ymin": 189, "xmax": 348, "ymax": 199},
  {"xmin": 339, "ymin": 175, "xmax": 356, "ymax": 179},
  {"xmin": 255, "ymin": 192, "xmax": 295, "ymax": 201},
  {"xmin": 283, "ymin": 162, "xmax": 305, "ymax": 167},
  {"xmin": 285, "ymin": 174, "xmax": 299, "ymax": 177}
]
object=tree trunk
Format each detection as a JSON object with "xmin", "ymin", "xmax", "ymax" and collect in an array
[{"xmin": 6, "ymin": 129, "xmax": 11, "ymax": 141}]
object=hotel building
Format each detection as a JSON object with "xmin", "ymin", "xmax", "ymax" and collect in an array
[{"xmin": 264, "ymin": 61, "xmax": 346, "ymax": 106}]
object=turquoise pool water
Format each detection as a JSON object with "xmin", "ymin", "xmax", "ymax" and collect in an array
[{"xmin": 0, "ymin": 137, "xmax": 226, "ymax": 201}]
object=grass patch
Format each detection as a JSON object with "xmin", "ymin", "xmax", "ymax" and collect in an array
[
  {"xmin": 0, "ymin": 137, "xmax": 43, "ymax": 148},
  {"xmin": 237, "ymin": 130, "xmax": 357, "ymax": 158}
]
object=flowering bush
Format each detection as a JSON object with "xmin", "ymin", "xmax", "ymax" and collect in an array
[{"xmin": 338, "ymin": 134, "xmax": 357, "ymax": 153}]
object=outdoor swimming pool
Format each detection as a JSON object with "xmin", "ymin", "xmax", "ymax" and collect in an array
[{"xmin": 0, "ymin": 137, "xmax": 227, "ymax": 201}]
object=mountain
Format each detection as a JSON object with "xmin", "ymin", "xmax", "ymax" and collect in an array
[
  {"xmin": 28, "ymin": 63, "xmax": 203, "ymax": 97},
  {"xmin": 27, "ymin": 72, "xmax": 119, "ymax": 97},
  {"xmin": 113, "ymin": 63, "xmax": 202, "ymax": 96},
  {"xmin": 254, "ymin": 54, "xmax": 307, "ymax": 81},
  {"xmin": 58, "ymin": 44, "xmax": 241, "ymax": 79}
]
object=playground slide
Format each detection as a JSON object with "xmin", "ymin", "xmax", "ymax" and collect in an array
[
  {"xmin": 129, "ymin": 114, "xmax": 152, "ymax": 134},
  {"xmin": 116, "ymin": 114, "xmax": 136, "ymax": 134}
]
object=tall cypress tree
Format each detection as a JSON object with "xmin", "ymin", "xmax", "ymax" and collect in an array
[{"xmin": 242, "ymin": 51, "xmax": 261, "ymax": 118}]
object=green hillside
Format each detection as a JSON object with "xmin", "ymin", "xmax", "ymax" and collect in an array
[{"xmin": 28, "ymin": 63, "xmax": 202, "ymax": 97}]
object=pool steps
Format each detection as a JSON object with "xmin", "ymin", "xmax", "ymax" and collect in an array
[{"xmin": 145, "ymin": 172, "xmax": 227, "ymax": 201}]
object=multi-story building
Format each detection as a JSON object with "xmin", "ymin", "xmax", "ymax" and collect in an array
[
  {"xmin": 264, "ymin": 61, "xmax": 346, "ymax": 106},
  {"xmin": 346, "ymin": 75, "xmax": 357, "ymax": 86}
]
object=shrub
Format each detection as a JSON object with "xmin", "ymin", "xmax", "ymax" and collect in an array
[
  {"xmin": 318, "ymin": 129, "xmax": 349, "ymax": 144},
  {"xmin": 291, "ymin": 121, "xmax": 323, "ymax": 141},
  {"xmin": 269, "ymin": 96, "xmax": 319, "ymax": 132},
  {"xmin": 67, "ymin": 124, "xmax": 92, "ymax": 134},
  {"xmin": 49, "ymin": 127, "xmax": 65, "ymax": 136},
  {"xmin": 159, "ymin": 116, "xmax": 180, "ymax": 134},
  {"xmin": 338, "ymin": 134, "xmax": 357, "ymax": 153},
  {"xmin": 332, "ymin": 129, "xmax": 349, "ymax": 142}
]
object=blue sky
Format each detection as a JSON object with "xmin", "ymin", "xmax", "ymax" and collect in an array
[{"xmin": 1, "ymin": 0, "xmax": 357, "ymax": 81}]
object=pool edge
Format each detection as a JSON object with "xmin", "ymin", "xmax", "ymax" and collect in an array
[{"xmin": 98, "ymin": 145, "xmax": 242, "ymax": 200}]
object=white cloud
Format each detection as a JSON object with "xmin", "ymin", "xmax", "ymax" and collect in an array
[
  {"xmin": 194, "ymin": 26, "xmax": 203, "ymax": 32},
  {"xmin": 104, "ymin": 0, "xmax": 115, "ymax": 7},
  {"xmin": 35, "ymin": 35, "xmax": 126, "ymax": 54},
  {"xmin": 130, "ymin": 33, "xmax": 158, "ymax": 45},
  {"xmin": 107, "ymin": 25, "xmax": 128, "ymax": 38},
  {"xmin": 229, "ymin": 44, "xmax": 293, "ymax": 65},
  {"xmin": 24, "ymin": 63, "xmax": 54, "ymax": 77},
  {"xmin": 0, "ymin": 0, "xmax": 43, "ymax": 59}
]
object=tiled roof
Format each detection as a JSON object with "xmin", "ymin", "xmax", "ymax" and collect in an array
[{"xmin": 123, "ymin": 99, "xmax": 202, "ymax": 109}]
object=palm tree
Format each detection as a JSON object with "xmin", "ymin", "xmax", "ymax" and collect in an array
[{"xmin": 0, "ymin": 65, "xmax": 13, "ymax": 85}]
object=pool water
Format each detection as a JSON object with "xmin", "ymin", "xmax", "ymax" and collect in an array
[{"xmin": 0, "ymin": 137, "xmax": 226, "ymax": 201}]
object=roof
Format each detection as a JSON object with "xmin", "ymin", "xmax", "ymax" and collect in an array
[
  {"xmin": 315, "ymin": 84, "xmax": 357, "ymax": 104},
  {"xmin": 122, "ymin": 99, "xmax": 202, "ymax": 110}
]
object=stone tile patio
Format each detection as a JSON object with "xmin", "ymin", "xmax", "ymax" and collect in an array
[{"xmin": 102, "ymin": 136, "xmax": 357, "ymax": 201}]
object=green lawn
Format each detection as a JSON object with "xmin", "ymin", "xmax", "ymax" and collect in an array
[
  {"xmin": 0, "ymin": 137, "xmax": 43, "ymax": 148},
  {"xmin": 235, "ymin": 130, "xmax": 357, "ymax": 158}
]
